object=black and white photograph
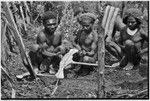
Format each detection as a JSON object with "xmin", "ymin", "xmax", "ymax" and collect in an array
[{"xmin": 1, "ymin": 1, "xmax": 149, "ymax": 99}]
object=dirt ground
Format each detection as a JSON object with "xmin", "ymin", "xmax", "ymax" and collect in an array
[{"xmin": 1, "ymin": 36, "xmax": 148, "ymax": 99}]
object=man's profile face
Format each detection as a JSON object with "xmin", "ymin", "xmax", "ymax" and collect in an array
[
  {"xmin": 127, "ymin": 16, "xmax": 137, "ymax": 30},
  {"xmin": 45, "ymin": 19, "xmax": 57, "ymax": 32}
]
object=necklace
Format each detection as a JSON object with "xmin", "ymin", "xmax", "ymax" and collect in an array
[{"xmin": 127, "ymin": 28, "xmax": 138, "ymax": 36}]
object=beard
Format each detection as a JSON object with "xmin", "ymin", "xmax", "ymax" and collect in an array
[
  {"xmin": 128, "ymin": 26, "xmax": 137, "ymax": 30},
  {"xmin": 45, "ymin": 27, "xmax": 56, "ymax": 34},
  {"xmin": 84, "ymin": 27, "xmax": 92, "ymax": 33}
]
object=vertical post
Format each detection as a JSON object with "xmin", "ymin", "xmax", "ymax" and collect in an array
[{"xmin": 96, "ymin": 2, "xmax": 105, "ymax": 98}]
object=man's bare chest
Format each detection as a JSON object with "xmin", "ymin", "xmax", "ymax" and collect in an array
[
  {"xmin": 122, "ymin": 31, "xmax": 143, "ymax": 43},
  {"xmin": 46, "ymin": 34, "xmax": 60, "ymax": 46},
  {"xmin": 80, "ymin": 33, "xmax": 93, "ymax": 45}
]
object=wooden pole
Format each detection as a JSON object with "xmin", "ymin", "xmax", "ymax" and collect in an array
[
  {"xmin": 2, "ymin": 2, "xmax": 36, "ymax": 79},
  {"xmin": 96, "ymin": 2, "xmax": 105, "ymax": 98}
]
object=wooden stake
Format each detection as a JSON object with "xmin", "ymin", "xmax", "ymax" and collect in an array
[{"xmin": 97, "ymin": 2, "xmax": 105, "ymax": 98}]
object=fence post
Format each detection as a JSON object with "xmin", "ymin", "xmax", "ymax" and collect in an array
[{"xmin": 96, "ymin": 2, "xmax": 105, "ymax": 98}]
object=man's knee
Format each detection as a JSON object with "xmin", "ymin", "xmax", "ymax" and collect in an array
[
  {"xmin": 29, "ymin": 44, "xmax": 43, "ymax": 67},
  {"xmin": 83, "ymin": 56, "xmax": 95, "ymax": 63},
  {"xmin": 125, "ymin": 40, "xmax": 134, "ymax": 47},
  {"xmin": 30, "ymin": 44, "xmax": 39, "ymax": 52}
]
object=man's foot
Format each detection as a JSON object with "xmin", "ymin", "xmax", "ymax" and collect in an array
[
  {"xmin": 16, "ymin": 68, "xmax": 39, "ymax": 80},
  {"xmin": 79, "ymin": 67, "xmax": 91, "ymax": 76},
  {"xmin": 111, "ymin": 62, "xmax": 120, "ymax": 67},
  {"xmin": 123, "ymin": 62, "xmax": 134, "ymax": 70}
]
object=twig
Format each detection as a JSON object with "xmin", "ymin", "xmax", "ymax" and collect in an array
[
  {"xmin": 115, "ymin": 89, "xmax": 148, "ymax": 98},
  {"xmin": 130, "ymin": 89, "xmax": 148, "ymax": 98},
  {"xmin": 51, "ymin": 79, "xmax": 60, "ymax": 96},
  {"xmin": 33, "ymin": 12, "xmax": 42, "ymax": 24},
  {"xmin": 11, "ymin": 87, "xmax": 16, "ymax": 98}
]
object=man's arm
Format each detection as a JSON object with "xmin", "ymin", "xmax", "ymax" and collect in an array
[
  {"xmin": 72, "ymin": 31, "xmax": 82, "ymax": 51},
  {"xmin": 86, "ymin": 31, "xmax": 98, "ymax": 56},
  {"xmin": 86, "ymin": 41, "xmax": 97, "ymax": 56},
  {"xmin": 106, "ymin": 15, "xmax": 126, "ymax": 43},
  {"xmin": 32, "ymin": 32, "xmax": 50, "ymax": 56},
  {"xmin": 37, "ymin": 32, "xmax": 49, "ymax": 49},
  {"xmin": 140, "ymin": 29, "xmax": 148, "ymax": 55},
  {"xmin": 115, "ymin": 15, "xmax": 126, "ymax": 31}
]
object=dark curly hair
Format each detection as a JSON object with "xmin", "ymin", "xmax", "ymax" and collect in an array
[
  {"xmin": 42, "ymin": 11, "xmax": 57, "ymax": 24},
  {"xmin": 77, "ymin": 13, "xmax": 97, "ymax": 25},
  {"xmin": 123, "ymin": 8, "xmax": 143, "ymax": 27},
  {"xmin": 123, "ymin": 16, "xmax": 141, "ymax": 28}
]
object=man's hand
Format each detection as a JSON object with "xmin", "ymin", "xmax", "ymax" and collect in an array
[
  {"xmin": 82, "ymin": 50, "xmax": 86, "ymax": 55},
  {"xmin": 139, "ymin": 48, "xmax": 148, "ymax": 56},
  {"xmin": 106, "ymin": 36, "xmax": 112, "ymax": 43},
  {"xmin": 86, "ymin": 51, "xmax": 95, "ymax": 56},
  {"xmin": 78, "ymin": 50, "xmax": 86, "ymax": 56},
  {"xmin": 39, "ymin": 43, "xmax": 49, "ymax": 49}
]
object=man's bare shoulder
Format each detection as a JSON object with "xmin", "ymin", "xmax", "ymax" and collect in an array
[
  {"xmin": 37, "ymin": 29, "xmax": 47, "ymax": 43},
  {"xmin": 139, "ymin": 28, "xmax": 147, "ymax": 36},
  {"xmin": 91, "ymin": 30, "xmax": 98, "ymax": 41}
]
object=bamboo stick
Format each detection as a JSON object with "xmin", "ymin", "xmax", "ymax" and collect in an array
[
  {"xmin": 107, "ymin": 8, "xmax": 119, "ymax": 38},
  {"xmin": 104, "ymin": 6, "xmax": 115, "ymax": 36},
  {"xmin": 23, "ymin": 2, "xmax": 30, "ymax": 24},
  {"xmin": 19, "ymin": 2, "xmax": 27, "ymax": 31},
  {"xmin": 2, "ymin": 2, "xmax": 36, "ymax": 79},
  {"xmin": 102, "ymin": 6, "xmax": 110, "ymax": 29},
  {"xmin": 72, "ymin": 61, "xmax": 115, "ymax": 68}
]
